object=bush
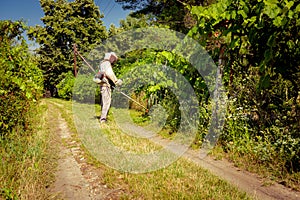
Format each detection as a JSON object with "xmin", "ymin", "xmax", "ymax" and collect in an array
[
  {"xmin": 57, "ymin": 72, "xmax": 100, "ymax": 103},
  {"xmin": 0, "ymin": 20, "xmax": 43, "ymax": 135},
  {"xmin": 73, "ymin": 74, "xmax": 101, "ymax": 104},
  {"xmin": 57, "ymin": 71, "xmax": 75, "ymax": 100},
  {"xmin": 220, "ymin": 66, "xmax": 300, "ymax": 184}
]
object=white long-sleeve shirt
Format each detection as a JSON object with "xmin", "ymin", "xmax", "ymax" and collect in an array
[{"xmin": 99, "ymin": 60, "xmax": 118, "ymax": 86}]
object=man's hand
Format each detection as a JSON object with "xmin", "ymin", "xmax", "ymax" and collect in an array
[
  {"xmin": 93, "ymin": 77, "xmax": 102, "ymax": 84},
  {"xmin": 115, "ymin": 79, "xmax": 123, "ymax": 86},
  {"xmin": 95, "ymin": 72, "xmax": 105, "ymax": 79}
]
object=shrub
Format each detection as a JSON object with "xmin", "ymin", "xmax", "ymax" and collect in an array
[
  {"xmin": 0, "ymin": 20, "xmax": 43, "ymax": 135},
  {"xmin": 57, "ymin": 72, "xmax": 100, "ymax": 103},
  {"xmin": 73, "ymin": 74, "xmax": 101, "ymax": 104},
  {"xmin": 57, "ymin": 71, "xmax": 75, "ymax": 100}
]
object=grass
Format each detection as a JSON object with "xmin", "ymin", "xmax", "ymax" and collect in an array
[
  {"xmin": 115, "ymin": 158, "xmax": 252, "ymax": 200},
  {"xmin": 216, "ymin": 144, "xmax": 300, "ymax": 191},
  {"xmin": 0, "ymin": 100, "xmax": 58, "ymax": 199},
  {"xmin": 47, "ymin": 98, "xmax": 254, "ymax": 199}
]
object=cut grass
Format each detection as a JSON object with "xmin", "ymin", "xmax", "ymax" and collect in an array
[{"xmin": 47, "ymin": 98, "xmax": 254, "ymax": 199}]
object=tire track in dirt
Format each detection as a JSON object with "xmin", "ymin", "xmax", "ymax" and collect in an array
[
  {"xmin": 47, "ymin": 102, "xmax": 126, "ymax": 200},
  {"xmin": 184, "ymin": 150, "xmax": 300, "ymax": 200},
  {"xmin": 147, "ymin": 135, "xmax": 300, "ymax": 200}
]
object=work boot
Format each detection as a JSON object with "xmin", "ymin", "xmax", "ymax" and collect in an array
[
  {"xmin": 99, "ymin": 118, "xmax": 108, "ymax": 128},
  {"xmin": 100, "ymin": 118, "xmax": 106, "ymax": 123}
]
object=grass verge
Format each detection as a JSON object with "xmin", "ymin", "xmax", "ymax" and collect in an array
[
  {"xmin": 0, "ymin": 100, "xmax": 58, "ymax": 199},
  {"xmin": 212, "ymin": 144, "xmax": 300, "ymax": 191}
]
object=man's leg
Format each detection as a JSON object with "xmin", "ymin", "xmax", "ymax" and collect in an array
[{"xmin": 100, "ymin": 86, "xmax": 111, "ymax": 122}]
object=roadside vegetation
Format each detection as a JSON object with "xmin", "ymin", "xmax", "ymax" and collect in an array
[
  {"xmin": 1, "ymin": 0, "xmax": 299, "ymax": 198},
  {"xmin": 0, "ymin": 20, "xmax": 55, "ymax": 199},
  {"xmin": 47, "ymin": 98, "xmax": 252, "ymax": 200},
  {"xmin": 0, "ymin": 100, "xmax": 58, "ymax": 199}
]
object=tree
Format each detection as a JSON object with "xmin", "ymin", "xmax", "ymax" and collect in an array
[
  {"xmin": 28, "ymin": 0, "xmax": 107, "ymax": 94},
  {"xmin": 119, "ymin": 15, "xmax": 150, "ymax": 30},
  {"xmin": 189, "ymin": 0, "xmax": 300, "ymax": 89},
  {"xmin": 115, "ymin": 0, "xmax": 212, "ymax": 33},
  {"xmin": 188, "ymin": 0, "xmax": 300, "ymax": 173}
]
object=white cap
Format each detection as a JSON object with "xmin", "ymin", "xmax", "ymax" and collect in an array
[
  {"xmin": 104, "ymin": 52, "xmax": 118, "ymax": 60},
  {"xmin": 110, "ymin": 52, "xmax": 118, "ymax": 60}
]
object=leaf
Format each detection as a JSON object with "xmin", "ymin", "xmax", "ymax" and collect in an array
[
  {"xmin": 188, "ymin": 26, "xmax": 198, "ymax": 36},
  {"xmin": 238, "ymin": 10, "xmax": 247, "ymax": 18},
  {"xmin": 20, "ymin": 84, "xmax": 26, "ymax": 91},
  {"xmin": 229, "ymin": 37, "xmax": 239, "ymax": 49},
  {"xmin": 285, "ymin": 1, "xmax": 294, "ymax": 9},
  {"xmin": 191, "ymin": 6, "xmax": 205, "ymax": 18},
  {"xmin": 263, "ymin": 0, "xmax": 282, "ymax": 19},
  {"xmin": 273, "ymin": 16, "xmax": 286, "ymax": 27},
  {"xmin": 296, "ymin": 4, "xmax": 300, "ymax": 12},
  {"xmin": 231, "ymin": 11, "xmax": 237, "ymax": 19},
  {"xmin": 264, "ymin": 48, "xmax": 273, "ymax": 62},
  {"xmin": 26, "ymin": 92, "xmax": 32, "ymax": 99},
  {"xmin": 267, "ymin": 34, "xmax": 276, "ymax": 47},
  {"xmin": 161, "ymin": 51, "xmax": 173, "ymax": 61},
  {"xmin": 259, "ymin": 74, "xmax": 271, "ymax": 89}
]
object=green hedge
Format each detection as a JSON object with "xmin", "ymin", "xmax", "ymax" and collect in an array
[{"xmin": 0, "ymin": 20, "xmax": 43, "ymax": 135}]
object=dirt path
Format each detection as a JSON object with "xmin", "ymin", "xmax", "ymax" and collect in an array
[
  {"xmin": 47, "ymin": 103, "xmax": 125, "ymax": 200},
  {"xmin": 148, "ymin": 135, "xmax": 300, "ymax": 200},
  {"xmin": 47, "ymin": 102, "xmax": 300, "ymax": 200},
  {"xmin": 184, "ymin": 150, "xmax": 300, "ymax": 200}
]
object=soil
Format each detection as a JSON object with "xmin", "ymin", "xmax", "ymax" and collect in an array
[
  {"xmin": 47, "ymin": 102, "xmax": 300, "ymax": 200},
  {"xmin": 47, "ymin": 103, "xmax": 126, "ymax": 200},
  {"xmin": 184, "ymin": 150, "xmax": 300, "ymax": 200}
]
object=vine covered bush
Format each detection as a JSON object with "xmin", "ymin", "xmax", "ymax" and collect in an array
[
  {"xmin": 57, "ymin": 72, "xmax": 100, "ymax": 103},
  {"xmin": 188, "ymin": 0, "xmax": 300, "ymax": 182},
  {"xmin": 56, "ymin": 71, "xmax": 75, "ymax": 100},
  {"xmin": 73, "ymin": 74, "xmax": 101, "ymax": 103},
  {"xmin": 0, "ymin": 20, "xmax": 43, "ymax": 135}
]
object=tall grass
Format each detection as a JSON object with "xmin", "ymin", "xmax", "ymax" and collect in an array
[
  {"xmin": 0, "ymin": 100, "xmax": 57, "ymax": 199},
  {"xmin": 218, "ymin": 100, "xmax": 300, "ymax": 191}
]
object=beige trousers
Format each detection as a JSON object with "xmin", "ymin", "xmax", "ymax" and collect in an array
[{"xmin": 100, "ymin": 86, "xmax": 111, "ymax": 122}]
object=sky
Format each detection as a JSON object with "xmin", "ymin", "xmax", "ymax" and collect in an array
[{"xmin": 0, "ymin": 0, "xmax": 131, "ymax": 28}]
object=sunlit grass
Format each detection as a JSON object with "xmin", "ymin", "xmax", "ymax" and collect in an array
[
  {"xmin": 0, "ymin": 100, "xmax": 58, "ymax": 199},
  {"xmin": 47, "ymin": 98, "xmax": 254, "ymax": 199}
]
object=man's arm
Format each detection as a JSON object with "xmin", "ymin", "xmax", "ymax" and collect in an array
[{"xmin": 103, "ymin": 62, "xmax": 118, "ymax": 83}]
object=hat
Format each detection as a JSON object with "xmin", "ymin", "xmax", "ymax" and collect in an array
[
  {"xmin": 104, "ymin": 52, "xmax": 118, "ymax": 60},
  {"xmin": 110, "ymin": 52, "xmax": 118, "ymax": 60}
]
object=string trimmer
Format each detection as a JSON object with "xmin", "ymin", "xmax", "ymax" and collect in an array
[{"xmin": 112, "ymin": 86, "xmax": 149, "ymax": 113}]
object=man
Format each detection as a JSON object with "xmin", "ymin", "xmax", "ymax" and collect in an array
[{"xmin": 94, "ymin": 52, "xmax": 122, "ymax": 123}]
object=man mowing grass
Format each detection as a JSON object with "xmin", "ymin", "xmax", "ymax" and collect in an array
[{"xmin": 93, "ymin": 52, "xmax": 122, "ymax": 124}]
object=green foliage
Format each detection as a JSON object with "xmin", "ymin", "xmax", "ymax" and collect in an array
[
  {"xmin": 0, "ymin": 101, "xmax": 56, "ymax": 199},
  {"xmin": 116, "ymin": 48, "xmax": 209, "ymax": 135},
  {"xmin": 115, "ymin": 0, "xmax": 212, "ymax": 33},
  {"xmin": 72, "ymin": 74, "xmax": 101, "ymax": 103},
  {"xmin": 28, "ymin": 0, "xmax": 107, "ymax": 92},
  {"xmin": 0, "ymin": 20, "xmax": 43, "ymax": 135},
  {"xmin": 57, "ymin": 71, "xmax": 75, "ymax": 99},
  {"xmin": 187, "ymin": 0, "xmax": 300, "ymax": 182},
  {"xmin": 7, "ymin": 0, "xmax": 297, "ymax": 190},
  {"xmin": 56, "ymin": 72, "xmax": 100, "ymax": 103},
  {"xmin": 118, "ymin": 15, "xmax": 151, "ymax": 32},
  {"xmin": 190, "ymin": 0, "xmax": 300, "ymax": 88}
]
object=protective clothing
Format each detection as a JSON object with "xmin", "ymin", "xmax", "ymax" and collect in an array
[{"xmin": 97, "ymin": 52, "xmax": 121, "ymax": 123}]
